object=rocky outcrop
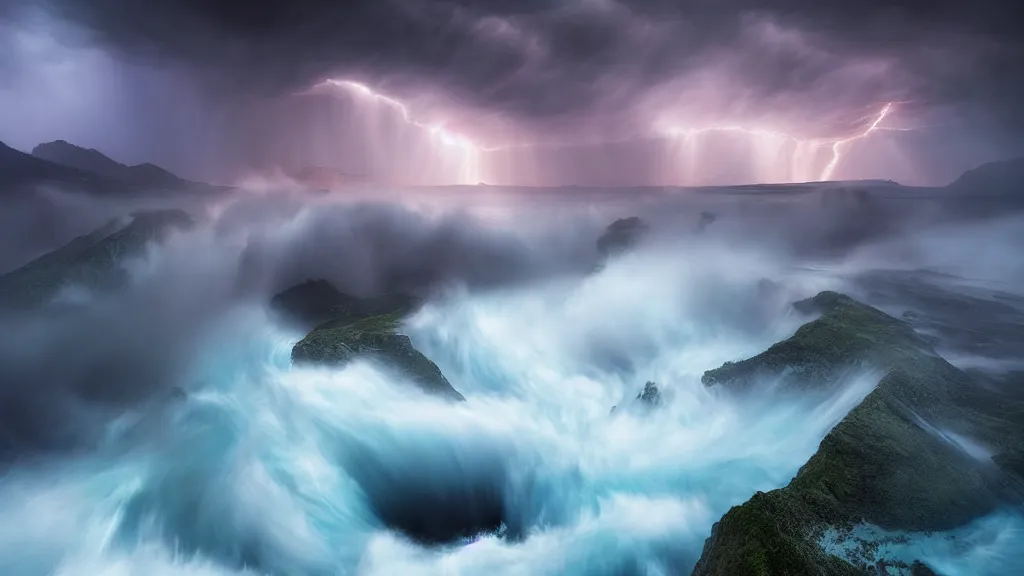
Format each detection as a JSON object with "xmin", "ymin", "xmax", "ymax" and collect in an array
[
  {"xmin": 700, "ymin": 291, "xmax": 927, "ymax": 393},
  {"xmin": 692, "ymin": 292, "xmax": 1024, "ymax": 575},
  {"xmin": 277, "ymin": 280, "xmax": 463, "ymax": 401},
  {"xmin": 611, "ymin": 381, "xmax": 663, "ymax": 414},
  {"xmin": 637, "ymin": 381, "xmax": 662, "ymax": 406},
  {"xmin": 291, "ymin": 312, "xmax": 464, "ymax": 400},
  {"xmin": 0, "ymin": 209, "xmax": 194, "ymax": 308}
]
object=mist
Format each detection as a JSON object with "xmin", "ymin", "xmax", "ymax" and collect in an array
[
  {"xmin": 2, "ymin": 0, "xmax": 1024, "ymax": 573},
  {"xmin": 0, "ymin": 172, "xmax": 1021, "ymax": 573}
]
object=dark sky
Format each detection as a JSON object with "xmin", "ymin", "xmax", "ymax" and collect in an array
[{"xmin": 1, "ymin": 0, "xmax": 1022, "ymax": 185}]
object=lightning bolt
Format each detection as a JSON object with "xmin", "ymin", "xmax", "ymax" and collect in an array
[
  {"xmin": 662, "ymin": 102, "xmax": 909, "ymax": 182},
  {"xmin": 820, "ymin": 102, "xmax": 893, "ymax": 180},
  {"xmin": 311, "ymin": 79, "xmax": 487, "ymax": 154},
  {"xmin": 305, "ymin": 79, "xmax": 918, "ymax": 185}
]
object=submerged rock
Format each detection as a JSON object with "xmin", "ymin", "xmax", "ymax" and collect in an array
[
  {"xmin": 0, "ymin": 209, "xmax": 194, "ymax": 309},
  {"xmin": 693, "ymin": 291, "xmax": 1024, "ymax": 575},
  {"xmin": 596, "ymin": 216, "xmax": 650, "ymax": 259},
  {"xmin": 697, "ymin": 211, "xmax": 717, "ymax": 232},
  {"xmin": 279, "ymin": 280, "xmax": 463, "ymax": 401}
]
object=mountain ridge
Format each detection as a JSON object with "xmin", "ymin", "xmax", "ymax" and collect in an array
[{"xmin": 32, "ymin": 140, "xmax": 187, "ymax": 190}]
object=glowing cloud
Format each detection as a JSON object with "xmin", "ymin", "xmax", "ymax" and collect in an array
[
  {"xmin": 659, "ymin": 103, "xmax": 903, "ymax": 183},
  {"xmin": 821, "ymin": 102, "xmax": 894, "ymax": 180},
  {"xmin": 308, "ymin": 79, "xmax": 486, "ymax": 185},
  {"xmin": 305, "ymin": 78, "xmax": 915, "ymax": 186}
]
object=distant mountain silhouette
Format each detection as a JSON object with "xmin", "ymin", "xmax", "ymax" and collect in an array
[
  {"xmin": 948, "ymin": 156, "xmax": 1024, "ymax": 194},
  {"xmin": 944, "ymin": 156, "xmax": 1024, "ymax": 214},
  {"xmin": 0, "ymin": 139, "xmax": 229, "ymax": 196},
  {"xmin": 0, "ymin": 140, "xmax": 134, "ymax": 195},
  {"xmin": 32, "ymin": 140, "xmax": 187, "ymax": 190}
]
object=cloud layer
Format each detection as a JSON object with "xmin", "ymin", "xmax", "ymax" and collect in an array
[{"xmin": 2, "ymin": 0, "xmax": 1023, "ymax": 184}]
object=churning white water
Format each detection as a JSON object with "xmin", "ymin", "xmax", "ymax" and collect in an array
[{"xmin": 1, "ymin": 245, "xmax": 1012, "ymax": 576}]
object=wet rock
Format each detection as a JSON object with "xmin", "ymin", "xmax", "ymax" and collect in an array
[
  {"xmin": 270, "ymin": 279, "xmax": 353, "ymax": 326},
  {"xmin": 702, "ymin": 291, "xmax": 924, "ymax": 392},
  {"xmin": 611, "ymin": 381, "xmax": 663, "ymax": 414},
  {"xmin": 596, "ymin": 216, "xmax": 650, "ymax": 259},
  {"xmin": 292, "ymin": 312, "xmax": 464, "ymax": 400},
  {"xmin": 637, "ymin": 381, "xmax": 662, "ymax": 406},
  {"xmin": 278, "ymin": 281, "xmax": 463, "ymax": 401},
  {"xmin": 693, "ymin": 291, "xmax": 1024, "ymax": 575}
]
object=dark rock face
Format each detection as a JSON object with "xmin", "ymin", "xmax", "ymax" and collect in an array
[
  {"xmin": 0, "ymin": 209, "xmax": 194, "ymax": 308},
  {"xmin": 271, "ymin": 279, "xmax": 418, "ymax": 328},
  {"xmin": 637, "ymin": 381, "xmax": 662, "ymax": 406},
  {"xmin": 597, "ymin": 216, "xmax": 650, "ymax": 259},
  {"xmin": 701, "ymin": 291, "xmax": 925, "ymax": 393},
  {"xmin": 277, "ymin": 280, "xmax": 463, "ymax": 401},
  {"xmin": 292, "ymin": 312, "xmax": 464, "ymax": 400},
  {"xmin": 910, "ymin": 561, "xmax": 940, "ymax": 576},
  {"xmin": 693, "ymin": 291, "xmax": 1024, "ymax": 575}
]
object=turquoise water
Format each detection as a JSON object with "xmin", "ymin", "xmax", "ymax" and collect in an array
[{"xmin": 0, "ymin": 250, "xmax": 924, "ymax": 575}]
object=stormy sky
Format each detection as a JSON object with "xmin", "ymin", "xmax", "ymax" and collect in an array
[{"xmin": 1, "ymin": 0, "xmax": 1022, "ymax": 186}]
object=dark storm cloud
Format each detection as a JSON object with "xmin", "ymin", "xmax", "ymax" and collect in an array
[{"xmin": 24, "ymin": 0, "xmax": 1024, "ymax": 135}]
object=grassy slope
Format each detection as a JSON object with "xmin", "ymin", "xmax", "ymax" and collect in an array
[
  {"xmin": 288, "ymin": 289, "xmax": 464, "ymax": 401},
  {"xmin": 0, "ymin": 209, "xmax": 193, "ymax": 307}
]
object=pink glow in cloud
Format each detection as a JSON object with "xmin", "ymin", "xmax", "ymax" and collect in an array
[{"xmin": 302, "ymin": 76, "xmax": 916, "ymax": 186}]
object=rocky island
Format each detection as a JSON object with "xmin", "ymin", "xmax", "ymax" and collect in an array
[
  {"xmin": 692, "ymin": 292, "xmax": 1024, "ymax": 575},
  {"xmin": 273, "ymin": 279, "xmax": 465, "ymax": 401}
]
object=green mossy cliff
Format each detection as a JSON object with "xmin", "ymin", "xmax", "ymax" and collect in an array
[
  {"xmin": 0, "ymin": 209, "xmax": 193, "ymax": 308},
  {"xmin": 280, "ymin": 280, "xmax": 464, "ymax": 401},
  {"xmin": 693, "ymin": 291, "xmax": 1024, "ymax": 575}
]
